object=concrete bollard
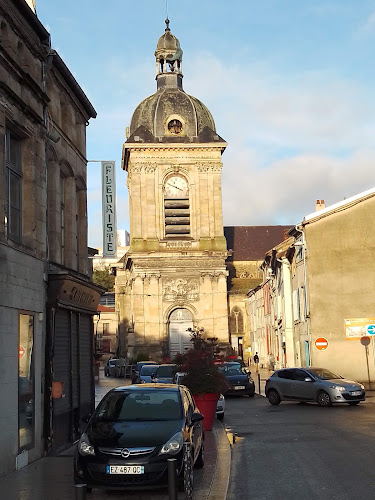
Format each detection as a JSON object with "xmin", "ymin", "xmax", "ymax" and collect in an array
[
  {"xmin": 75, "ymin": 483, "xmax": 86, "ymax": 500},
  {"xmin": 167, "ymin": 458, "xmax": 178, "ymax": 500},
  {"xmin": 258, "ymin": 372, "xmax": 261, "ymax": 395}
]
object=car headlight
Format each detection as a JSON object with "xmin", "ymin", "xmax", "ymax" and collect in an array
[
  {"xmin": 78, "ymin": 433, "xmax": 95, "ymax": 456},
  {"xmin": 329, "ymin": 385, "xmax": 346, "ymax": 392},
  {"xmin": 159, "ymin": 432, "xmax": 183, "ymax": 456},
  {"xmin": 360, "ymin": 384, "xmax": 365, "ymax": 390},
  {"xmin": 219, "ymin": 394, "xmax": 225, "ymax": 401}
]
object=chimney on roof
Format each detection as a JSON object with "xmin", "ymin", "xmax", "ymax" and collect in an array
[{"xmin": 315, "ymin": 199, "xmax": 326, "ymax": 211}]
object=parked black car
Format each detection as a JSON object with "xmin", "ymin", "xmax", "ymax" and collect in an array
[
  {"xmin": 131, "ymin": 361, "xmax": 159, "ymax": 384},
  {"xmin": 74, "ymin": 384, "xmax": 205, "ymax": 491},
  {"xmin": 151, "ymin": 364, "xmax": 178, "ymax": 384},
  {"xmin": 217, "ymin": 362, "xmax": 255, "ymax": 397}
]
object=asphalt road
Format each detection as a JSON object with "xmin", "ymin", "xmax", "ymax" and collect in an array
[{"xmin": 225, "ymin": 394, "xmax": 375, "ymax": 500}]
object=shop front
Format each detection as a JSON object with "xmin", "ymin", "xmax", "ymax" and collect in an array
[{"xmin": 46, "ymin": 275, "xmax": 103, "ymax": 454}]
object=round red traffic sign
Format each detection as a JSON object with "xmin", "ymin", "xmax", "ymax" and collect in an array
[
  {"xmin": 361, "ymin": 336, "xmax": 371, "ymax": 346},
  {"xmin": 19, "ymin": 345, "xmax": 25, "ymax": 359},
  {"xmin": 315, "ymin": 337, "xmax": 328, "ymax": 351}
]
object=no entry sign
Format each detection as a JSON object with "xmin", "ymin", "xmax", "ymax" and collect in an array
[{"xmin": 315, "ymin": 337, "xmax": 328, "ymax": 351}]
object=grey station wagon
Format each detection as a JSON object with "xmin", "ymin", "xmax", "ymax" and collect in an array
[{"xmin": 265, "ymin": 367, "xmax": 365, "ymax": 407}]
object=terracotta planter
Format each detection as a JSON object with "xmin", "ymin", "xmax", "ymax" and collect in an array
[{"xmin": 193, "ymin": 393, "xmax": 219, "ymax": 431}]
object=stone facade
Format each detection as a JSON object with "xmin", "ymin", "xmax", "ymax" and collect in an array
[
  {"xmin": 0, "ymin": 1, "xmax": 99, "ymax": 475},
  {"xmin": 116, "ymin": 23, "xmax": 229, "ymax": 360},
  {"xmin": 249, "ymin": 188, "xmax": 375, "ymax": 387}
]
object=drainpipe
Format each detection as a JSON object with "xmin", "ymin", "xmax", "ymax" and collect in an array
[{"xmin": 294, "ymin": 227, "xmax": 311, "ymax": 365}]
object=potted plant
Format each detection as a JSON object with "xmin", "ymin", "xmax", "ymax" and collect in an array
[{"xmin": 174, "ymin": 327, "xmax": 229, "ymax": 431}]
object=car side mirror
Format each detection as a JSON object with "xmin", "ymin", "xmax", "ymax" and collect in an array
[
  {"xmin": 190, "ymin": 412, "xmax": 204, "ymax": 426},
  {"xmin": 304, "ymin": 377, "xmax": 313, "ymax": 382},
  {"xmin": 81, "ymin": 414, "xmax": 91, "ymax": 423}
]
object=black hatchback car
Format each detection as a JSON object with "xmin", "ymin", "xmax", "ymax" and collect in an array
[
  {"xmin": 217, "ymin": 362, "xmax": 255, "ymax": 397},
  {"xmin": 74, "ymin": 384, "xmax": 204, "ymax": 491}
]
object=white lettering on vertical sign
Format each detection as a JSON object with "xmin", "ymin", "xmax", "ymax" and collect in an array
[{"xmin": 102, "ymin": 161, "xmax": 117, "ymax": 257}]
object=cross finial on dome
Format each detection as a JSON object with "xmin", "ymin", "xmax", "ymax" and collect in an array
[{"xmin": 165, "ymin": 18, "xmax": 170, "ymax": 31}]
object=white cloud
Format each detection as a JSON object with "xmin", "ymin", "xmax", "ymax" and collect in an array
[{"xmin": 87, "ymin": 49, "xmax": 375, "ymax": 246}]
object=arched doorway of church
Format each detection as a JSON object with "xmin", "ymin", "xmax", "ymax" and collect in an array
[{"xmin": 168, "ymin": 308, "xmax": 193, "ymax": 357}]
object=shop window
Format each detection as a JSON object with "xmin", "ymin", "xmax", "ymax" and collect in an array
[
  {"xmin": 5, "ymin": 129, "xmax": 22, "ymax": 242},
  {"xmin": 19, "ymin": 313, "xmax": 34, "ymax": 451}
]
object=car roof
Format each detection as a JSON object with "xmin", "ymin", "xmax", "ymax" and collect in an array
[
  {"xmin": 112, "ymin": 383, "xmax": 180, "ymax": 391},
  {"xmin": 140, "ymin": 364, "xmax": 158, "ymax": 371},
  {"xmin": 137, "ymin": 360, "xmax": 158, "ymax": 364},
  {"xmin": 217, "ymin": 361, "xmax": 242, "ymax": 366}
]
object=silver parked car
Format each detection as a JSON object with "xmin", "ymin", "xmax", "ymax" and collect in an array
[{"xmin": 265, "ymin": 367, "xmax": 365, "ymax": 407}]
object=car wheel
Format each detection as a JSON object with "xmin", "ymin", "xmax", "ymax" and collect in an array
[
  {"xmin": 317, "ymin": 391, "xmax": 332, "ymax": 407},
  {"xmin": 348, "ymin": 401, "xmax": 360, "ymax": 406},
  {"xmin": 267, "ymin": 389, "xmax": 281, "ymax": 405},
  {"xmin": 217, "ymin": 413, "xmax": 224, "ymax": 421},
  {"xmin": 195, "ymin": 442, "xmax": 204, "ymax": 469}
]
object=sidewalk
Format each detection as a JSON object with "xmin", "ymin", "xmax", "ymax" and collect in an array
[
  {"xmin": 0, "ymin": 369, "xmax": 231, "ymax": 500},
  {"xmin": 253, "ymin": 367, "xmax": 273, "ymax": 396}
]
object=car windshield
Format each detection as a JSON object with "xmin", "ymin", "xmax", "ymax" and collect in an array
[
  {"xmin": 156, "ymin": 365, "xmax": 176, "ymax": 377},
  {"xmin": 308, "ymin": 368, "xmax": 342, "ymax": 380},
  {"xmin": 109, "ymin": 360, "xmax": 116, "ymax": 366},
  {"xmin": 140, "ymin": 365, "xmax": 158, "ymax": 376},
  {"xmin": 95, "ymin": 390, "xmax": 182, "ymax": 421},
  {"xmin": 218, "ymin": 364, "xmax": 246, "ymax": 376}
]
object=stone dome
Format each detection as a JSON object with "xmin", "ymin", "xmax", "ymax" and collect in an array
[
  {"xmin": 156, "ymin": 30, "xmax": 180, "ymax": 53},
  {"xmin": 126, "ymin": 21, "xmax": 224, "ymax": 144},
  {"xmin": 129, "ymin": 87, "xmax": 217, "ymax": 140}
]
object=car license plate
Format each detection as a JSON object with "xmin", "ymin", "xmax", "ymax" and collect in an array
[
  {"xmin": 234, "ymin": 386, "xmax": 245, "ymax": 390},
  {"xmin": 106, "ymin": 465, "xmax": 144, "ymax": 475},
  {"xmin": 350, "ymin": 391, "xmax": 362, "ymax": 396}
]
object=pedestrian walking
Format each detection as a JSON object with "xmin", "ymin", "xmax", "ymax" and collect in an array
[{"xmin": 254, "ymin": 352, "xmax": 259, "ymax": 372}]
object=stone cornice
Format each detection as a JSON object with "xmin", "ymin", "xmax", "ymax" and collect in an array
[{"xmin": 123, "ymin": 143, "xmax": 227, "ymax": 152}]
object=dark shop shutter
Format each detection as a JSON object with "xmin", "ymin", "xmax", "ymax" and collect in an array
[
  {"xmin": 79, "ymin": 314, "xmax": 93, "ymax": 407},
  {"xmin": 71, "ymin": 312, "xmax": 79, "ymax": 408},
  {"xmin": 53, "ymin": 309, "xmax": 71, "ymax": 415}
]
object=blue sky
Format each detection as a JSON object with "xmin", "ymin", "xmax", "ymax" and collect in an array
[{"xmin": 35, "ymin": 1, "xmax": 375, "ymax": 248}]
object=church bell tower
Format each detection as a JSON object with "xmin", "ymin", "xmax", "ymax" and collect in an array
[{"xmin": 117, "ymin": 20, "xmax": 229, "ymax": 360}]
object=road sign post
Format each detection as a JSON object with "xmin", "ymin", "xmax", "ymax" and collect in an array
[{"xmin": 360, "ymin": 336, "xmax": 371, "ymax": 387}]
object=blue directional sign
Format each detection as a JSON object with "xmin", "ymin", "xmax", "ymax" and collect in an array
[{"xmin": 366, "ymin": 325, "xmax": 375, "ymax": 335}]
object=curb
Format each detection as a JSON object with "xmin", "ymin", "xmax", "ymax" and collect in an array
[{"xmin": 206, "ymin": 422, "xmax": 231, "ymax": 500}]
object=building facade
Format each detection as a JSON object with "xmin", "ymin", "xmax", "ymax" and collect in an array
[
  {"xmin": 0, "ymin": 1, "xmax": 100, "ymax": 475},
  {"xmin": 225, "ymin": 225, "xmax": 291, "ymax": 365},
  {"xmin": 116, "ymin": 22, "xmax": 229, "ymax": 360},
  {"xmin": 248, "ymin": 189, "xmax": 375, "ymax": 387}
]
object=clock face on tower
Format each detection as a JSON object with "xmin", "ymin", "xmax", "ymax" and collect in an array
[{"xmin": 164, "ymin": 176, "xmax": 188, "ymax": 198}]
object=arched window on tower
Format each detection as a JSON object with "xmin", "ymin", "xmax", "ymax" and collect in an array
[
  {"xmin": 164, "ymin": 175, "xmax": 190, "ymax": 237},
  {"xmin": 229, "ymin": 306, "xmax": 244, "ymax": 335}
]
